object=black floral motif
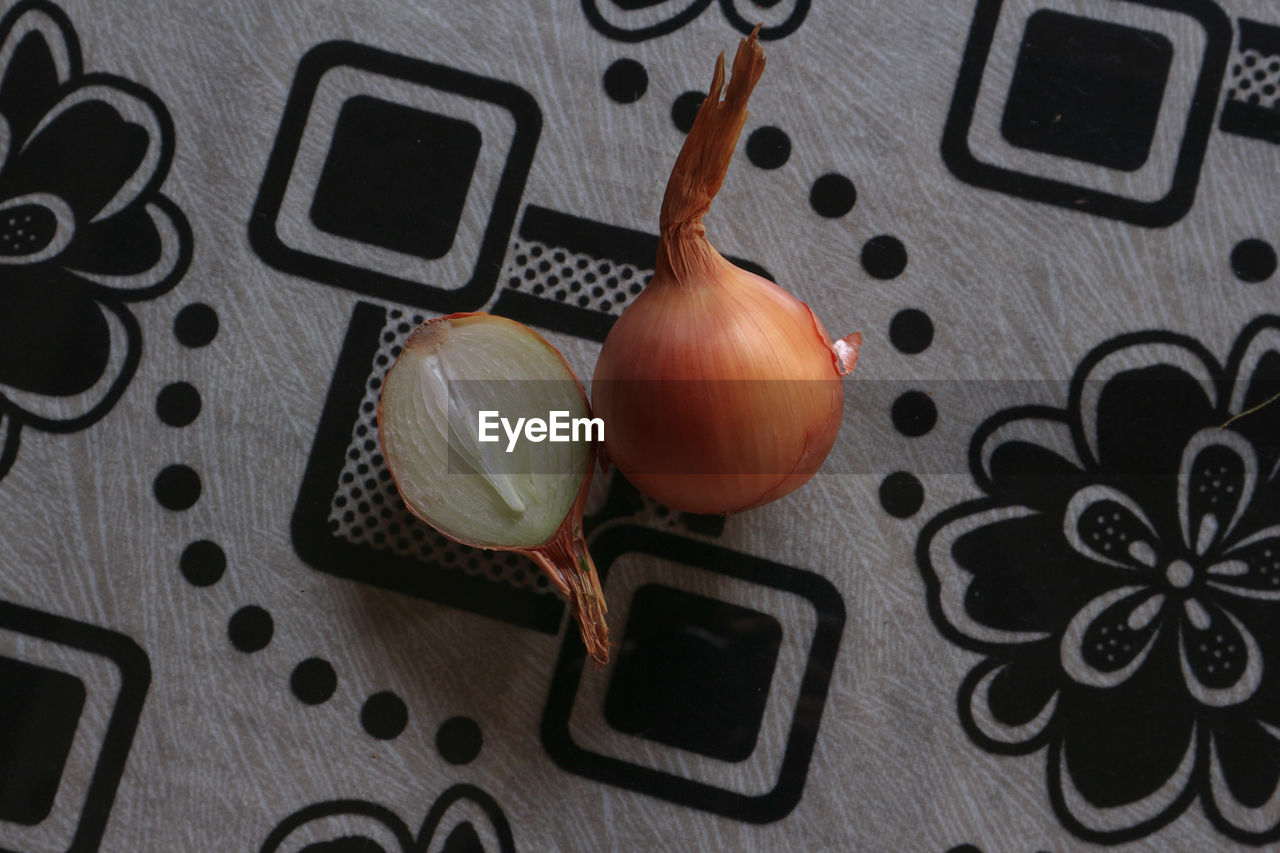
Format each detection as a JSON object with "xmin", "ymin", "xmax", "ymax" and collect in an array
[
  {"xmin": 259, "ymin": 785, "xmax": 515, "ymax": 852},
  {"xmin": 919, "ymin": 317, "xmax": 1280, "ymax": 844},
  {"xmin": 0, "ymin": 0, "xmax": 191, "ymax": 480},
  {"xmin": 582, "ymin": 0, "xmax": 809, "ymax": 42}
]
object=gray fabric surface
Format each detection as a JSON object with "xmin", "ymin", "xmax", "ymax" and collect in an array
[{"xmin": 1, "ymin": 0, "xmax": 1279, "ymax": 850}]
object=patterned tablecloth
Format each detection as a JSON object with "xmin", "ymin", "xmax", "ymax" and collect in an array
[{"xmin": 1, "ymin": 0, "xmax": 1279, "ymax": 850}]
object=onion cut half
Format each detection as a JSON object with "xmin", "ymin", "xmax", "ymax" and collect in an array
[{"xmin": 378, "ymin": 313, "xmax": 609, "ymax": 663}]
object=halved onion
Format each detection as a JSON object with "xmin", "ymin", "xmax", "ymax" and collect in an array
[{"xmin": 378, "ymin": 313, "xmax": 609, "ymax": 663}]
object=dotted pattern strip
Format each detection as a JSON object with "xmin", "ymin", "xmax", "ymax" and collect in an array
[
  {"xmin": 0, "ymin": 208, "xmax": 49, "ymax": 254},
  {"xmin": 326, "ymin": 308, "xmax": 549, "ymax": 593},
  {"xmin": 1226, "ymin": 49, "xmax": 1280, "ymax": 110},
  {"xmin": 502, "ymin": 239, "xmax": 652, "ymax": 315}
]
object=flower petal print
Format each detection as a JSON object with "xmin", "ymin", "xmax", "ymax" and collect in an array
[
  {"xmin": 919, "ymin": 317, "xmax": 1280, "ymax": 844},
  {"xmin": 581, "ymin": 0, "xmax": 808, "ymax": 42},
  {"xmin": 259, "ymin": 785, "xmax": 516, "ymax": 852},
  {"xmin": 0, "ymin": 0, "xmax": 190, "ymax": 475}
]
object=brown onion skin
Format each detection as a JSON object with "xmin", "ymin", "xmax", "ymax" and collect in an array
[
  {"xmin": 594, "ymin": 28, "xmax": 858, "ymax": 515},
  {"xmin": 591, "ymin": 250, "xmax": 846, "ymax": 515}
]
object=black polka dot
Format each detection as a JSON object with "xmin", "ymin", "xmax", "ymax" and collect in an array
[
  {"xmin": 361, "ymin": 691, "xmax": 408, "ymax": 740},
  {"xmin": 879, "ymin": 472, "xmax": 924, "ymax": 518},
  {"xmin": 228, "ymin": 605, "xmax": 273, "ymax": 653},
  {"xmin": 746, "ymin": 126, "xmax": 790, "ymax": 169},
  {"xmin": 892, "ymin": 391, "xmax": 937, "ymax": 437},
  {"xmin": 156, "ymin": 382, "xmax": 201, "ymax": 427},
  {"xmin": 889, "ymin": 309, "xmax": 934, "ymax": 354},
  {"xmin": 436, "ymin": 716, "xmax": 482, "ymax": 765},
  {"xmin": 809, "ymin": 173, "xmax": 856, "ymax": 218},
  {"xmin": 174, "ymin": 303, "xmax": 218, "ymax": 347},
  {"xmin": 672, "ymin": 90, "xmax": 702, "ymax": 133},
  {"xmin": 861, "ymin": 235, "xmax": 907, "ymax": 279},
  {"xmin": 946, "ymin": 846, "xmax": 982, "ymax": 853},
  {"xmin": 154, "ymin": 464, "xmax": 201, "ymax": 510},
  {"xmin": 1231, "ymin": 238, "xmax": 1277, "ymax": 283},
  {"xmin": 291, "ymin": 658, "xmax": 337, "ymax": 705},
  {"xmin": 604, "ymin": 59, "xmax": 647, "ymax": 104},
  {"xmin": 180, "ymin": 540, "xmax": 225, "ymax": 587}
]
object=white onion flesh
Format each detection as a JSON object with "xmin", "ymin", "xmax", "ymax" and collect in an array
[{"xmin": 379, "ymin": 315, "xmax": 592, "ymax": 548}]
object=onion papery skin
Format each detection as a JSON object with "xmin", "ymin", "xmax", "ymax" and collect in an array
[
  {"xmin": 591, "ymin": 29, "xmax": 857, "ymax": 516},
  {"xmin": 592, "ymin": 250, "xmax": 847, "ymax": 515},
  {"xmin": 378, "ymin": 313, "xmax": 610, "ymax": 664}
]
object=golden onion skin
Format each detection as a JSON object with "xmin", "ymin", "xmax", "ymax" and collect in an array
[
  {"xmin": 593, "ymin": 252, "xmax": 847, "ymax": 514},
  {"xmin": 591, "ymin": 28, "xmax": 858, "ymax": 515}
]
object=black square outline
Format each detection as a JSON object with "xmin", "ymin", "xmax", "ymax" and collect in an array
[
  {"xmin": 999, "ymin": 10, "xmax": 1174, "ymax": 171},
  {"xmin": 249, "ymin": 41, "xmax": 542, "ymax": 312},
  {"xmin": 290, "ymin": 301, "xmax": 566, "ymax": 634},
  {"xmin": 940, "ymin": 0, "xmax": 1232, "ymax": 227},
  {"xmin": 601, "ymin": 582, "xmax": 783, "ymax": 762},
  {"xmin": 0, "ymin": 599, "xmax": 150, "ymax": 853},
  {"xmin": 307, "ymin": 95, "xmax": 483, "ymax": 260},
  {"xmin": 540, "ymin": 524, "xmax": 846, "ymax": 824},
  {"xmin": 0, "ymin": 656, "xmax": 86, "ymax": 825}
]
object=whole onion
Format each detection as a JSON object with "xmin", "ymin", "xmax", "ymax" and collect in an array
[{"xmin": 592, "ymin": 28, "xmax": 860, "ymax": 515}]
